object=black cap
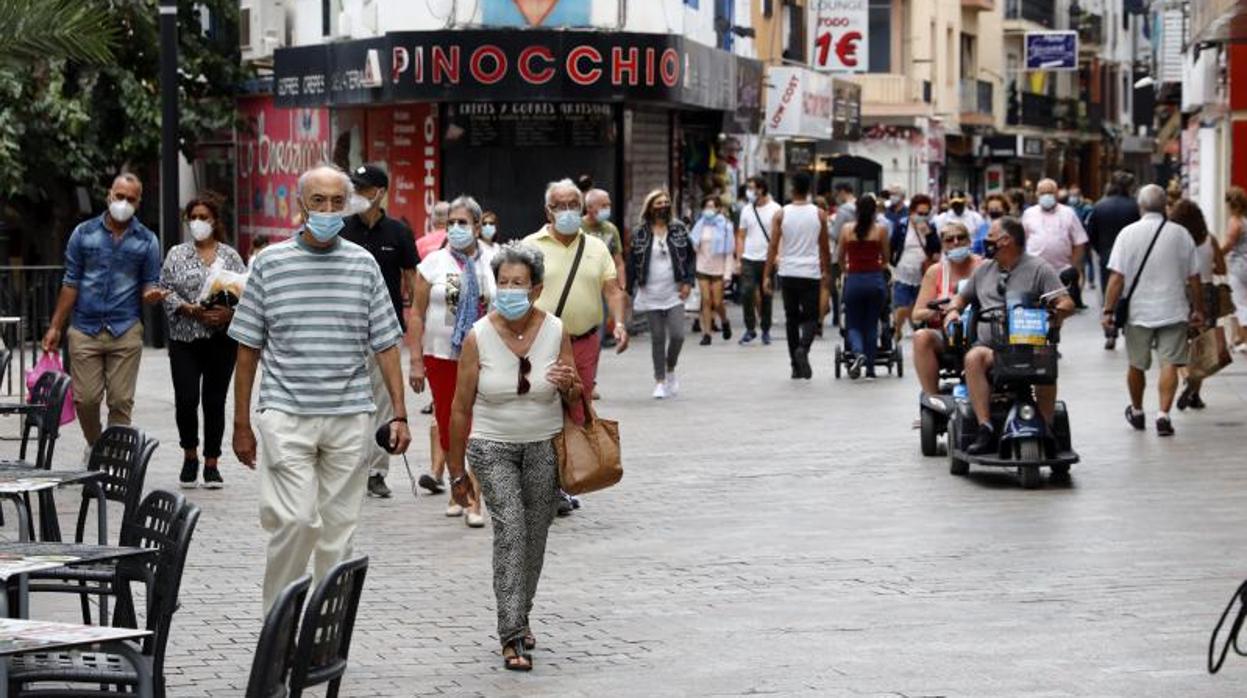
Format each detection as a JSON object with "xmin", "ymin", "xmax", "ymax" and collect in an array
[{"xmin": 351, "ymin": 164, "xmax": 389, "ymax": 190}]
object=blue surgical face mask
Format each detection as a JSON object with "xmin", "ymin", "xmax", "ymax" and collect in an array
[
  {"xmin": 946, "ymin": 246, "xmax": 972, "ymax": 263},
  {"xmin": 554, "ymin": 209, "xmax": 581, "ymax": 235},
  {"xmin": 911, "ymin": 214, "xmax": 928, "ymax": 225},
  {"xmin": 702, "ymin": 208, "xmax": 717, "ymax": 221},
  {"xmin": 745, "ymin": 189, "xmax": 758, "ymax": 203},
  {"xmin": 448, "ymin": 224, "xmax": 475, "ymax": 250},
  {"xmin": 494, "ymin": 288, "xmax": 532, "ymax": 320},
  {"xmin": 481, "ymin": 223, "xmax": 497, "ymax": 241},
  {"xmin": 596, "ymin": 208, "xmax": 611, "ymax": 223},
  {"xmin": 1039, "ymin": 194, "xmax": 1057, "ymax": 211},
  {"xmin": 305, "ymin": 211, "xmax": 345, "ymax": 242},
  {"xmin": 1068, "ymin": 195, "xmax": 1082, "ymax": 206}
]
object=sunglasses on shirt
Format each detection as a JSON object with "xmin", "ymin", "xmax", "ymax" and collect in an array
[{"xmin": 518, "ymin": 356, "xmax": 531, "ymax": 395}]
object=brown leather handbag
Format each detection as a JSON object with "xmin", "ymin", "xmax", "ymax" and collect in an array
[{"xmin": 554, "ymin": 393, "xmax": 622, "ymax": 495}]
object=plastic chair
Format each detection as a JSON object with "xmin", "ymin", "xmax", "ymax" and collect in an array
[
  {"xmin": 0, "ymin": 370, "xmax": 71, "ymax": 540},
  {"xmin": 287, "ymin": 556, "xmax": 370, "ymax": 698},
  {"xmin": 246, "ymin": 574, "xmax": 313, "ymax": 698},
  {"xmin": 7, "ymin": 490, "xmax": 200, "ymax": 698}
]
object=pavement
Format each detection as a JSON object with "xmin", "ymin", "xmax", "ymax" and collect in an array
[{"xmin": 10, "ymin": 292, "xmax": 1247, "ymax": 697}]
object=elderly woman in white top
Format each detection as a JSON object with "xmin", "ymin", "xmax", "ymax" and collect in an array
[
  {"xmin": 408, "ymin": 194, "xmax": 496, "ymax": 526},
  {"xmin": 448, "ymin": 241, "xmax": 581, "ymax": 672}
]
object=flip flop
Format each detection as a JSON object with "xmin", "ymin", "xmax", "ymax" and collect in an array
[{"xmin": 503, "ymin": 638, "xmax": 532, "ymax": 672}]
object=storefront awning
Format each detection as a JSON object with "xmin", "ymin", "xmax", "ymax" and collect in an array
[{"xmin": 273, "ymin": 30, "xmax": 762, "ymax": 114}]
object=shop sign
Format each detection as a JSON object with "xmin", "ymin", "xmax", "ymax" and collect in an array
[
  {"xmin": 442, "ymin": 102, "xmax": 615, "ymax": 148},
  {"xmin": 275, "ymin": 31, "xmax": 747, "ymax": 112},
  {"xmin": 1022, "ymin": 136, "xmax": 1045, "ymax": 159},
  {"xmin": 235, "ymin": 95, "xmax": 331, "ymax": 245},
  {"xmin": 983, "ymin": 134, "xmax": 1018, "ymax": 158},
  {"xmin": 363, "ymin": 105, "xmax": 441, "ymax": 237},
  {"xmin": 1025, "ymin": 32, "xmax": 1078, "ymax": 71},
  {"xmin": 925, "ymin": 121, "xmax": 946, "ymax": 166},
  {"xmin": 785, "ymin": 141, "xmax": 817, "ymax": 172},
  {"xmin": 725, "ymin": 57, "xmax": 765, "ymax": 134},
  {"xmin": 807, "ymin": 0, "xmax": 869, "ymax": 73},
  {"xmin": 985, "ymin": 164, "xmax": 1005, "ymax": 194},
  {"xmin": 832, "ymin": 79, "xmax": 861, "ymax": 141},
  {"xmin": 764, "ymin": 66, "xmax": 832, "ymax": 140}
]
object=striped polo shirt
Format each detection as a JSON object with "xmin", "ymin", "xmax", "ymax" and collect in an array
[{"xmin": 228, "ymin": 233, "xmax": 403, "ymax": 415}]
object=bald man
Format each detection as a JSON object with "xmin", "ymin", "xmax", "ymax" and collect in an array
[
  {"xmin": 1022, "ymin": 178, "xmax": 1089, "ymax": 309},
  {"xmin": 417, "ymin": 200, "xmax": 450, "ymax": 260},
  {"xmin": 43, "ymin": 173, "xmax": 168, "ymax": 449}
]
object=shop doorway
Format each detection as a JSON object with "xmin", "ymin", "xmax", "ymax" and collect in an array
[{"xmin": 820, "ymin": 154, "xmax": 883, "ymax": 198}]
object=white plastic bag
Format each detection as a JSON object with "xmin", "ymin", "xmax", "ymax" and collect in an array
[{"xmin": 197, "ymin": 264, "xmax": 248, "ymax": 307}]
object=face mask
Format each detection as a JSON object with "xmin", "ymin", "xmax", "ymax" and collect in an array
[
  {"xmin": 494, "ymin": 288, "xmax": 531, "ymax": 320},
  {"xmin": 946, "ymin": 246, "xmax": 972, "ymax": 263},
  {"xmin": 653, "ymin": 207, "xmax": 671, "ymax": 222},
  {"xmin": 481, "ymin": 223, "xmax": 497, "ymax": 241},
  {"xmin": 188, "ymin": 219, "xmax": 213, "ymax": 242},
  {"xmin": 596, "ymin": 208, "xmax": 611, "ymax": 223},
  {"xmin": 448, "ymin": 224, "xmax": 475, "ymax": 250},
  {"xmin": 349, "ymin": 194, "xmax": 370, "ymax": 214},
  {"xmin": 1039, "ymin": 194, "xmax": 1057, "ymax": 211},
  {"xmin": 984, "ymin": 239, "xmax": 998, "ymax": 259},
  {"xmin": 987, "ymin": 209, "xmax": 1005, "ymax": 219},
  {"xmin": 951, "ymin": 203, "xmax": 966, "ymax": 215},
  {"xmin": 554, "ymin": 209, "xmax": 581, "ymax": 235},
  {"xmin": 702, "ymin": 208, "xmax": 717, "ymax": 221},
  {"xmin": 890, "ymin": 195, "xmax": 902, "ymax": 207},
  {"xmin": 305, "ymin": 211, "xmax": 345, "ymax": 242},
  {"xmin": 745, "ymin": 189, "xmax": 758, "ymax": 203},
  {"xmin": 911, "ymin": 214, "xmax": 928, "ymax": 225},
  {"xmin": 1069, "ymin": 195, "xmax": 1082, "ymax": 206},
  {"xmin": 108, "ymin": 199, "xmax": 135, "ymax": 223}
]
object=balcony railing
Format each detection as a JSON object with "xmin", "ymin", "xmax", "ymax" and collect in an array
[
  {"xmin": 960, "ymin": 79, "xmax": 993, "ymax": 115},
  {"xmin": 1005, "ymin": 0, "xmax": 1056, "ymax": 28},
  {"xmin": 1007, "ymin": 83, "xmax": 1102, "ymax": 132}
]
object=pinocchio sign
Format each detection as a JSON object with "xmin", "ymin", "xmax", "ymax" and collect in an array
[{"xmin": 274, "ymin": 30, "xmax": 752, "ymax": 112}]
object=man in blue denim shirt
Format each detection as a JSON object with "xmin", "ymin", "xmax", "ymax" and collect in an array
[{"xmin": 41, "ymin": 173, "xmax": 167, "ymax": 447}]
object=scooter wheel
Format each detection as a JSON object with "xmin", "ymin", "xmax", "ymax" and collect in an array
[
  {"xmin": 895, "ymin": 344, "xmax": 904, "ymax": 378},
  {"xmin": 834, "ymin": 347, "xmax": 842, "ymax": 379},
  {"xmin": 1017, "ymin": 441, "xmax": 1043, "ymax": 488},
  {"xmin": 948, "ymin": 421, "xmax": 969, "ymax": 475},
  {"xmin": 1051, "ymin": 464, "xmax": 1071, "ymax": 476},
  {"xmin": 920, "ymin": 409, "xmax": 938, "ymax": 457}
]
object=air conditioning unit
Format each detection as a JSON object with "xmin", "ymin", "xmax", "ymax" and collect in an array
[{"xmin": 241, "ymin": 1, "xmax": 288, "ymax": 58}]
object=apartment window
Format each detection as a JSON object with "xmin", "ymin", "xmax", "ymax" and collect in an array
[
  {"xmin": 961, "ymin": 34, "xmax": 977, "ymax": 80},
  {"xmin": 783, "ymin": 3, "xmax": 805, "ymax": 62},
  {"xmin": 946, "ymin": 26, "xmax": 955, "ymax": 86},
  {"xmin": 868, "ymin": 0, "xmax": 892, "ymax": 73},
  {"xmin": 322, "ymin": 0, "xmax": 331, "ymax": 37}
]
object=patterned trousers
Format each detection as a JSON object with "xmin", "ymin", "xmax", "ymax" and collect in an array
[{"xmin": 468, "ymin": 437, "xmax": 561, "ymax": 645}]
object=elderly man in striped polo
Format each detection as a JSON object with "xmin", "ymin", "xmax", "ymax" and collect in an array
[{"xmin": 230, "ymin": 165, "xmax": 412, "ymax": 611}]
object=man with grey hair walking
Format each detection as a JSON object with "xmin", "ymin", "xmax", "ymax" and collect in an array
[
  {"xmin": 231, "ymin": 164, "xmax": 411, "ymax": 610},
  {"xmin": 1102, "ymin": 183, "xmax": 1205, "ymax": 437}
]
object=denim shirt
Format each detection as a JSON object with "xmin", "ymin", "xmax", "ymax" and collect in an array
[{"xmin": 63, "ymin": 213, "xmax": 162, "ymax": 337}]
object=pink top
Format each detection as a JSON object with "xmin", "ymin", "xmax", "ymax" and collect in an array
[
  {"xmin": 416, "ymin": 229, "xmax": 448, "ymax": 259},
  {"xmin": 1021, "ymin": 204, "xmax": 1088, "ymax": 271}
]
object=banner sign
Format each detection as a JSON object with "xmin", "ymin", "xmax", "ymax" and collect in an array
[
  {"xmin": 360, "ymin": 105, "xmax": 440, "ymax": 238},
  {"xmin": 807, "ymin": 0, "xmax": 869, "ymax": 73},
  {"xmin": 275, "ymin": 30, "xmax": 750, "ymax": 112},
  {"xmin": 236, "ymin": 95, "xmax": 331, "ymax": 246},
  {"xmin": 832, "ymin": 78, "xmax": 861, "ymax": 141},
  {"xmin": 1025, "ymin": 31, "xmax": 1078, "ymax": 71},
  {"xmin": 764, "ymin": 66, "xmax": 832, "ymax": 140}
]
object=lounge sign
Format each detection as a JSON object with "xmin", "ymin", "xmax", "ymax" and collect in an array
[{"xmin": 275, "ymin": 30, "xmax": 754, "ymax": 111}]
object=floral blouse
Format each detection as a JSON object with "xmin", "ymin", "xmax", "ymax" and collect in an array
[{"xmin": 160, "ymin": 242, "xmax": 246, "ymax": 342}]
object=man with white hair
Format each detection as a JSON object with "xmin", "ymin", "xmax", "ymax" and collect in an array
[
  {"xmin": 1102, "ymin": 183, "xmax": 1205, "ymax": 437},
  {"xmin": 1022, "ymin": 178, "xmax": 1089, "ymax": 309},
  {"xmin": 582, "ymin": 188, "xmax": 626, "ymax": 349},
  {"xmin": 231, "ymin": 164, "xmax": 411, "ymax": 611}
]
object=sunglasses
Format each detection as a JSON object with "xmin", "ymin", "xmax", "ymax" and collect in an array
[
  {"xmin": 943, "ymin": 234, "xmax": 969, "ymax": 243},
  {"xmin": 517, "ymin": 356, "xmax": 532, "ymax": 395}
]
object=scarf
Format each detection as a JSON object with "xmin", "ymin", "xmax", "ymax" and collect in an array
[{"xmin": 449, "ymin": 248, "xmax": 481, "ymax": 356}]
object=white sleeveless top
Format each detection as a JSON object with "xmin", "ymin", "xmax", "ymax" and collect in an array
[
  {"xmin": 778, "ymin": 202, "xmax": 822, "ymax": 280},
  {"xmin": 895, "ymin": 223, "xmax": 927, "ymax": 286},
  {"xmin": 469, "ymin": 313, "xmax": 565, "ymax": 443}
]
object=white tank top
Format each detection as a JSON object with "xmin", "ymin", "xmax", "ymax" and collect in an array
[
  {"xmin": 894, "ymin": 224, "xmax": 927, "ymax": 286},
  {"xmin": 778, "ymin": 202, "xmax": 823, "ymax": 280},
  {"xmin": 469, "ymin": 313, "xmax": 565, "ymax": 444},
  {"xmin": 1196, "ymin": 237, "xmax": 1214, "ymax": 283}
]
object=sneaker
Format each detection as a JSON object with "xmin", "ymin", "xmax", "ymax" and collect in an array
[
  {"xmin": 1104, "ymin": 335, "xmax": 1117, "ymax": 350},
  {"xmin": 179, "ymin": 458, "xmax": 199, "ymax": 489},
  {"xmin": 202, "ymin": 466, "xmax": 224, "ymax": 490},
  {"xmin": 418, "ymin": 474, "xmax": 445, "ymax": 495},
  {"xmin": 865, "ymin": 371, "xmax": 877, "ymax": 382},
  {"xmin": 692, "ymin": 319, "xmax": 702, "ymax": 333},
  {"xmin": 794, "ymin": 348, "xmax": 813, "ymax": 379},
  {"xmin": 699, "ymin": 334, "xmax": 712, "ymax": 346},
  {"xmin": 652, "ymin": 382, "xmax": 668, "ymax": 400},
  {"xmin": 848, "ymin": 355, "xmax": 865, "ymax": 380},
  {"xmin": 1189, "ymin": 394, "xmax": 1207, "ymax": 410},
  {"xmin": 1156, "ymin": 415, "xmax": 1175, "ymax": 437},
  {"xmin": 367, "ymin": 474, "xmax": 392, "ymax": 498},
  {"xmin": 446, "ymin": 503, "xmax": 464, "ymax": 517},
  {"xmin": 556, "ymin": 496, "xmax": 574, "ymax": 517},
  {"xmin": 739, "ymin": 330, "xmax": 757, "ymax": 345},
  {"xmin": 465, "ymin": 511, "xmax": 486, "ymax": 528},
  {"xmin": 722, "ymin": 321, "xmax": 732, "ymax": 341},
  {"xmin": 1176, "ymin": 385, "xmax": 1192, "ymax": 411},
  {"xmin": 761, "ymin": 330, "xmax": 772, "ymax": 345},
  {"xmin": 1124, "ymin": 405, "xmax": 1145, "ymax": 431},
  {"xmin": 966, "ymin": 423, "xmax": 996, "ymax": 455},
  {"xmin": 664, "ymin": 374, "xmax": 680, "ymax": 396}
]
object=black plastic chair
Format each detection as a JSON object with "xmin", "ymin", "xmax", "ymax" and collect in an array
[
  {"xmin": 0, "ymin": 370, "xmax": 71, "ymax": 540},
  {"xmin": 7, "ymin": 490, "xmax": 199, "ymax": 698},
  {"xmin": 27, "ymin": 426, "xmax": 158, "ymax": 624},
  {"xmin": 246, "ymin": 574, "xmax": 313, "ymax": 698},
  {"xmin": 288, "ymin": 556, "xmax": 370, "ymax": 698}
]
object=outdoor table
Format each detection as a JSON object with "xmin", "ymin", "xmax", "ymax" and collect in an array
[
  {"xmin": 0, "ymin": 542, "xmax": 155, "ymax": 620},
  {"xmin": 0, "ymin": 468, "xmax": 107, "ymax": 544},
  {"xmin": 0, "ymin": 316, "xmax": 25, "ymax": 399},
  {"xmin": 0, "ymin": 618, "xmax": 153, "ymax": 698}
]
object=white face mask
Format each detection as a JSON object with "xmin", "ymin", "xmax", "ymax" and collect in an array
[
  {"xmin": 108, "ymin": 199, "xmax": 135, "ymax": 223},
  {"xmin": 188, "ymin": 219, "xmax": 213, "ymax": 242}
]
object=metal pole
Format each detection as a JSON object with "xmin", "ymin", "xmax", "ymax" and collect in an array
[{"xmin": 154, "ymin": 0, "xmax": 178, "ymax": 349}]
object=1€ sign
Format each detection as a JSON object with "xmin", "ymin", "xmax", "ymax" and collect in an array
[{"xmin": 808, "ymin": 0, "xmax": 869, "ymax": 73}]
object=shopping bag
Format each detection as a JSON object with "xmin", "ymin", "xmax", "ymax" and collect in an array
[
  {"xmin": 25, "ymin": 352, "xmax": 75, "ymax": 425},
  {"xmin": 1216, "ymin": 283, "xmax": 1236, "ymax": 318},
  {"xmin": 1188, "ymin": 328, "xmax": 1233, "ymax": 381},
  {"xmin": 554, "ymin": 394, "xmax": 622, "ymax": 496}
]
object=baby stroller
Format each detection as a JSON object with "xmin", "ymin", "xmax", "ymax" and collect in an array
[{"xmin": 833, "ymin": 270, "xmax": 904, "ymax": 379}]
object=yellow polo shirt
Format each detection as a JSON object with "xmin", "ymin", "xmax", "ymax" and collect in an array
[{"xmin": 524, "ymin": 226, "xmax": 617, "ymax": 337}]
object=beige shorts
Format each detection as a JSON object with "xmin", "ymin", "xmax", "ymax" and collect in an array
[{"xmin": 1125, "ymin": 323, "xmax": 1189, "ymax": 371}]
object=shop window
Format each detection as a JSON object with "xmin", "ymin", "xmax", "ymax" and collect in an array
[
  {"xmin": 783, "ymin": 3, "xmax": 805, "ymax": 63},
  {"xmin": 868, "ymin": 0, "xmax": 892, "ymax": 73}
]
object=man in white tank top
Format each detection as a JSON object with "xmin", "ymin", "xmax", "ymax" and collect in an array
[{"xmin": 764, "ymin": 172, "xmax": 830, "ymax": 379}]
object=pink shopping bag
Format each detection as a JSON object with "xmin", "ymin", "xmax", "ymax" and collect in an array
[{"xmin": 25, "ymin": 352, "xmax": 75, "ymax": 425}]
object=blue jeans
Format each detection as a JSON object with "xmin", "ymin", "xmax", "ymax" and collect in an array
[{"xmin": 844, "ymin": 271, "xmax": 886, "ymax": 368}]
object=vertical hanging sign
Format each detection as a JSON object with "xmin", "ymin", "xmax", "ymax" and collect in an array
[{"xmin": 808, "ymin": 0, "xmax": 869, "ymax": 73}]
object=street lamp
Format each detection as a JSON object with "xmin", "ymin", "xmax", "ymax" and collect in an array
[{"xmin": 159, "ymin": 0, "xmax": 178, "ymax": 253}]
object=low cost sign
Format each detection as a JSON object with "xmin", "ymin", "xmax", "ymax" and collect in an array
[{"xmin": 807, "ymin": 0, "xmax": 869, "ymax": 73}]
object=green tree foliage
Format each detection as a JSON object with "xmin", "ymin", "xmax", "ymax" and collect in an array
[{"xmin": 0, "ymin": 0, "xmax": 250, "ymax": 204}]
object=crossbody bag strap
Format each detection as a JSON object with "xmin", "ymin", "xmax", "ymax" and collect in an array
[
  {"xmin": 554, "ymin": 234, "xmax": 586, "ymax": 319},
  {"xmin": 752, "ymin": 205, "xmax": 770, "ymax": 242},
  {"xmin": 1124, "ymin": 215, "xmax": 1167, "ymax": 304}
]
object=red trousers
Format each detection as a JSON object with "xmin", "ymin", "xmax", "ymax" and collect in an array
[
  {"xmin": 568, "ymin": 333, "xmax": 601, "ymax": 424},
  {"xmin": 424, "ymin": 355, "xmax": 459, "ymax": 451}
]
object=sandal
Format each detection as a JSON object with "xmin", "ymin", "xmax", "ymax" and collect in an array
[
  {"xmin": 502, "ymin": 637, "xmax": 532, "ymax": 672},
  {"xmin": 523, "ymin": 629, "xmax": 537, "ymax": 651}
]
